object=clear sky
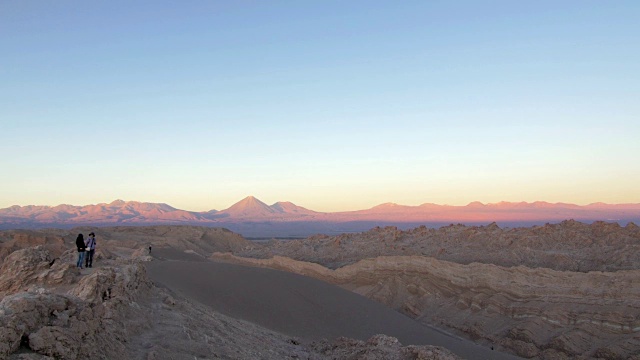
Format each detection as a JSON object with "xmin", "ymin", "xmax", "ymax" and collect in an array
[{"xmin": 1, "ymin": 1, "xmax": 639, "ymax": 212}]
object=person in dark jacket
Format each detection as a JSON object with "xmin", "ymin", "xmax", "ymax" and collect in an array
[{"xmin": 75, "ymin": 234, "xmax": 86, "ymax": 268}]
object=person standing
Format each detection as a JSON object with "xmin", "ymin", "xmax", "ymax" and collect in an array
[
  {"xmin": 85, "ymin": 232, "xmax": 96, "ymax": 268},
  {"xmin": 75, "ymin": 234, "xmax": 86, "ymax": 268}
]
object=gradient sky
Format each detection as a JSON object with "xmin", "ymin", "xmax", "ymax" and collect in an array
[{"xmin": 1, "ymin": 1, "xmax": 639, "ymax": 212}]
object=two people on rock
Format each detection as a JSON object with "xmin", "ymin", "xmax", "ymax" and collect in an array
[{"xmin": 75, "ymin": 232, "xmax": 96, "ymax": 269}]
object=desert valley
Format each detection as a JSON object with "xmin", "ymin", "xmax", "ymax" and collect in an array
[
  {"xmin": 1, "ymin": 200, "xmax": 639, "ymax": 359},
  {"xmin": 4, "ymin": 1, "xmax": 638, "ymax": 359}
]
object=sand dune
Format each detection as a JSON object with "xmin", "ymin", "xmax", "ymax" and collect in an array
[{"xmin": 146, "ymin": 248, "xmax": 521, "ymax": 360}]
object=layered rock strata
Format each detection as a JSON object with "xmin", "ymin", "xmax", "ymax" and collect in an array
[{"xmin": 213, "ymin": 253, "xmax": 640, "ymax": 359}]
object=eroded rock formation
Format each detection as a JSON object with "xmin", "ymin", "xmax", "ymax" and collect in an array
[
  {"xmin": 0, "ymin": 231, "xmax": 66, "ymax": 267},
  {"xmin": 0, "ymin": 246, "xmax": 77, "ymax": 296},
  {"xmin": 0, "ymin": 253, "xmax": 151, "ymax": 359},
  {"xmin": 235, "ymin": 220, "xmax": 640, "ymax": 272}
]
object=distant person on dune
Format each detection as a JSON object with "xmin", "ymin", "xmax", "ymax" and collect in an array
[
  {"xmin": 75, "ymin": 233, "xmax": 86, "ymax": 268},
  {"xmin": 85, "ymin": 232, "xmax": 96, "ymax": 268}
]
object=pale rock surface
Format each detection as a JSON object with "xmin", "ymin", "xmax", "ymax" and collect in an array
[
  {"xmin": 0, "ymin": 276, "xmax": 138, "ymax": 359},
  {"xmin": 131, "ymin": 246, "xmax": 152, "ymax": 261},
  {"xmin": 0, "ymin": 246, "xmax": 77, "ymax": 296}
]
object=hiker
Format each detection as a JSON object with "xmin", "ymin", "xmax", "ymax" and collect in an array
[
  {"xmin": 85, "ymin": 232, "xmax": 96, "ymax": 268},
  {"xmin": 75, "ymin": 234, "xmax": 86, "ymax": 268}
]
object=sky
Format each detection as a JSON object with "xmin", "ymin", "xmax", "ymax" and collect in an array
[{"xmin": 1, "ymin": 1, "xmax": 639, "ymax": 212}]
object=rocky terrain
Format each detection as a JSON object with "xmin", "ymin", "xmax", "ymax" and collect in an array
[
  {"xmin": 234, "ymin": 220, "xmax": 640, "ymax": 272},
  {"xmin": 222, "ymin": 220, "xmax": 640, "ymax": 359},
  {"xmin": 0, "ymin": 225, "xmax": 251, "ymax": 268},
  {"xmin": 0, "ymin": 226, "xmax": 461, "ymax": 360},
  {"xmin": 3, "ymin": 221, "xmax": 639, "ymax": 359},
  {"xmin": 213, "ymin": 253, "xmax": 640, "ymax": 359}
]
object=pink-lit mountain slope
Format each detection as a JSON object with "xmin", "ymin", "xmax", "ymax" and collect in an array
[
  {"xmin": 219, "ymin": 196, "xmax": 278, "ymax": 218},
  {"xmin": 270, "ymin": 201, "xmax": 318, "ymax": 215},
  {"xmin": 1, "ymin": 198, "xmax": 639, "ymax": 234},
  {"xmin": 218, "ymin": 196, "xmax": 319, "ymax": 219},
  {"xmin": 0, "ymin": 200, "xmax": 210, "ymax": 226},
  {"xmin": 328, "ymin": 201, "xmax": 640, "ymax": 223}
]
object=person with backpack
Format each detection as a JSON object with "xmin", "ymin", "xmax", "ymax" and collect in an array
[
  {"xmin": 75, "ymin": 234, "xmax": 86, "ymax": 268},
  {"xmin": 85, "ymin": 232, "xmax": 96, "ymax": 268}
]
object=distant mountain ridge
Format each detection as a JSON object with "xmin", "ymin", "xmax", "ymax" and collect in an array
[
  {"xmin": 1, "ymin": 196, "xmax": 639, "ymax": 236},
  {"xmin": 0, "ymin": 200, "xmax": 207, "ymax": 224}
]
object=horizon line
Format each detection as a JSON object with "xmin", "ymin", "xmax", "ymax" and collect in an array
[{"xmin": 3, "ymin": 196, "xmax": 640, "ymax": 214}]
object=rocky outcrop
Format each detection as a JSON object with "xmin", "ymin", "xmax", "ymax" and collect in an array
[
  {"xmin": 0, "ymin": 291, "xmax": 128, "ymax": 359},
  {"xmin": 68, "ymin": 262, "xmax": 151, "ymax": 304},
  {"xmin": 213, "ymin": 253, "xmax": 640, "ymax": 359},
  {"xmin": 0, "ymin": 231, "xmax": 66, "ymax": 267},
  {"xmin": 0, "ymin": 238, "xmax": 154, "ymax": 360},
  {"xmin": 131, "ymin": 246, "xmax": 152, "ymax": 262},
  {"xmin": 235, "ymin": 220, "xmax": 640, "ymax": 271},
  {"xmin": 0, "ymin": 246, "xmax": 77, "ymax": 296},
  {"xmin": 0, "ymin": 254, "xmax": 151, "ymax": 359}
]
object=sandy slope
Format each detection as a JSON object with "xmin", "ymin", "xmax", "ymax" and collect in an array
[{"xmin": 146, "ymin": 248, "xmax": 521, "ymax": 360}]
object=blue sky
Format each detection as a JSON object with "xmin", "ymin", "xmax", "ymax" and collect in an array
[{"xmin": 1, "ymin": 1, "xmax": 639, "ymax": 211}]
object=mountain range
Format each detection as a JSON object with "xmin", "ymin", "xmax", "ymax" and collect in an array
[{"xmin": 1, "ymin": 196, "xmax": 639, "ymax": 237}]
